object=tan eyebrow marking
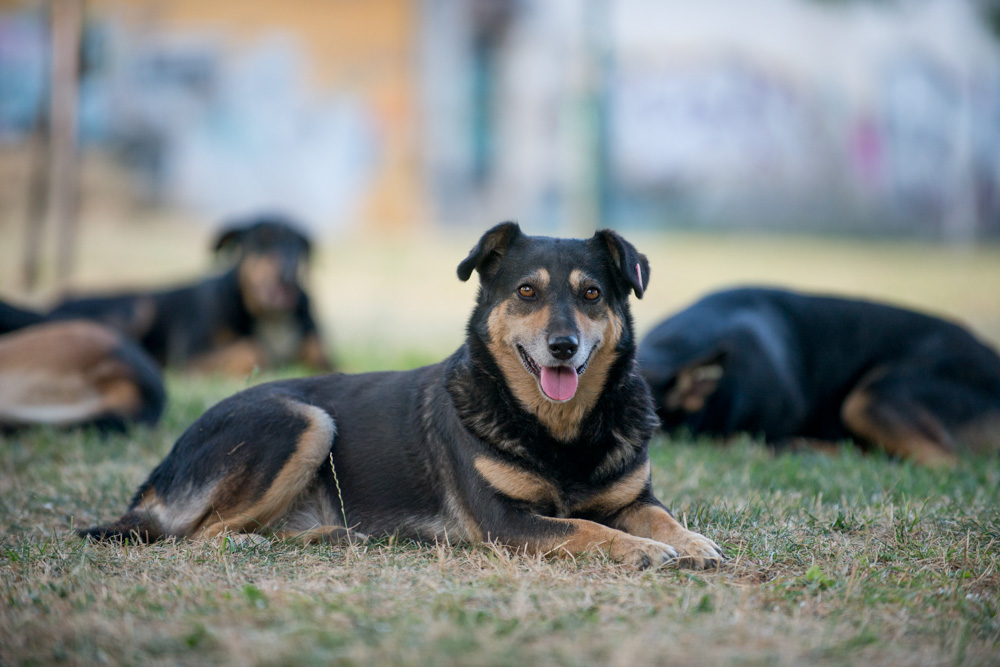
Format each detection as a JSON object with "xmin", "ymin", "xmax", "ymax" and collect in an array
[
  {"xmin": 569, "ymin": 269, "xmax": 597, "ymax": 291},
  {"xmin": 517, "ymin": 269, "xmax": 550, "ymax": 289}
]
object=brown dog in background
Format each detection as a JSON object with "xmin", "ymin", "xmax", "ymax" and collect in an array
[{"xmin": 0, "ymin": 299, "xmax": 164, "ymax": 432}]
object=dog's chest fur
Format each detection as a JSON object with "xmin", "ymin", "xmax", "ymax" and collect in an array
[
  {"xmin": 446, "ymin": 347, "xmax": 658, "ymax": 514},
  {"xmin": 471, "ymin": 452, "xmax": 651, "ymax": 519},
  {"xmin": 254, "ymin": 316, "xmax": 302, "ymax": 364}
]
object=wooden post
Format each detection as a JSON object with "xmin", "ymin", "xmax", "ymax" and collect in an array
[
  {"xmin": 48, "ymin": 0, "xmax": 83, "ymax": 290},
  {"xmin": 21, "ymin": 110, "xmax": 49, "ymax": 291}
]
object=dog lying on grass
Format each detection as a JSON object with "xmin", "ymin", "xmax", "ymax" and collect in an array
[
  {"xmin": 50, "ymin": 214, "xmax": 332, "ymax": 375},
  {"xmin": 80, "ymin": 222, "xmax": 724, "ymax": 570},
  {"xmin": 638, "ymin": 286, "xmax": 1000, "ymax": 466},
  {"xmin": 0, "ymin": 299, "xmax": 164, "ymax": 432}
]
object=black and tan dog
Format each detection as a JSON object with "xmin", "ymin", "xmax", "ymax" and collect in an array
[
  {"xmin": 638, "ymin": 287, "xmax": 1000, "ymax": 466},
  {"xmin": 50, "ymin": 214, "xmax": 332, "ymax": 375},
  {"xmin": 0, "ymin": 299, "xmax": 164, "ymax": 432},
  {"xmin": 80, "ymin": 222, "xmax": 724, "ymax": 570}
]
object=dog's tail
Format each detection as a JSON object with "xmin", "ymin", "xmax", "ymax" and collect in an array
[{"xmin": 78, "ymin": 513, "xmax": 162, "ymax": 543}]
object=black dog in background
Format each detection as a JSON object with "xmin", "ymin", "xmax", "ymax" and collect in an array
[
  {"xmin": 0, "ymin": 299, "xmax": 164, "ymax": 432},
  {"xmin": 50, "ymin": 214, "xmax": 332, "ymax": 375},
  {"xmin": 638, "ymin": 287, "xmax": 1000, "ymax": 466}
]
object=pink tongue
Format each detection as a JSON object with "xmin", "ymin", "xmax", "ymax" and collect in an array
[{"xmin": 540, "ymin": 365, "xmax": 579, "ymax": 401}]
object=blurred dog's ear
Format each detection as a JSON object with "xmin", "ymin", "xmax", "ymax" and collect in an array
[
  {"xmin": 592, "ymin": 229, "xmax": 650, "ymax": 298},
  {"xmin": 457, "ymin": 221, "xmax": 523, "ymax": 282},
  {"xmin": 213, "ymin": 224, "xmax": 245, "ymax": 256}
]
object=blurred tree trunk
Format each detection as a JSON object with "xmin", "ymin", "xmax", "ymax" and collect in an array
[
  {"xmin": 50, "ymin": 0, "xmax": 83, "ymax": 289},
  {"xmin": 22, "ymin": 112, "xmax": 49, "ymax": 291},
  {"xmin": 32, "ymin": 0, "xmax": 83, "ymax": 292}
]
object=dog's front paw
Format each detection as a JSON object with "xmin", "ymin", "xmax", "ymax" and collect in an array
[
  {"xmin": 611, "ymin": 535, "xmax": 680, "ymax": 570},
  {"xmin": 667, "ymin": 529, "xmax": 725, "ymax": 570}
]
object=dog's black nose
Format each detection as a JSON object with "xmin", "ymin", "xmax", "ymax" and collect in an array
[{"xmin": 548, "ymin": 335, "xmax": 579, "ymax": 360}]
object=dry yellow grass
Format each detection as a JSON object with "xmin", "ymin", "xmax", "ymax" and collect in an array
[{"xmin": 2, "ymin": 214, "xmax": 999, "ymax": 370}]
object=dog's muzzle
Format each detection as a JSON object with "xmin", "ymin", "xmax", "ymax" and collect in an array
[{"xmin": 517, "ymin": 344, "xmax": 595, "ymax": 403}]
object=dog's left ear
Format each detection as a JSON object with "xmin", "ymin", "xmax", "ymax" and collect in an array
[
  {"xmin": 457, "ymin": 221, "xmax": 523, "ymax": 282},
  {"xmin": 593, "ymin": 229, "xmax": 650, "ymax": 299},
  {"xmin": 213, "ymin": 224, "xmax": 245, "ymax": 256}
]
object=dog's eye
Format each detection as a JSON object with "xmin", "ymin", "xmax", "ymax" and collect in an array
[
  {"xmin": 518, "ymin": 284, "xmax": 536, "ymax": 299},
  {"xmin": 584, "ymin": 287, "xmax": 601, "ymax": 301}
]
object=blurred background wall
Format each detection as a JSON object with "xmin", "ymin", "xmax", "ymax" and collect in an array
[{"xmin": 1, "ymin": 0, "xmax": 999, "ymax": 240}]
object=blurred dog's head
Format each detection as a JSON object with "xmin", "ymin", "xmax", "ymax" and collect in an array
[{"xmin": 213, "ymin": 214, "xmax": 313, "ymax": 316}]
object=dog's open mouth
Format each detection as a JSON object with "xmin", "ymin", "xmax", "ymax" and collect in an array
[{"xmin": 517, "ymin": 345, "xmax": 594, "ymax": 402}]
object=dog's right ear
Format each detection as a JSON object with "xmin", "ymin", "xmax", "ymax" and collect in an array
[{"xmin": 457, "ymin": 221, "xmax": 522, "ymax": 282}]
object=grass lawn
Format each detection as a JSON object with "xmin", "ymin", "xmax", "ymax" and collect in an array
[
  {"xmin": 2, "ymin": 221, "xmax": 1000, "ymax": 664},
  {"xmin": 1, "ymin": 369, "xmax": 998, "ymax": 665}
]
